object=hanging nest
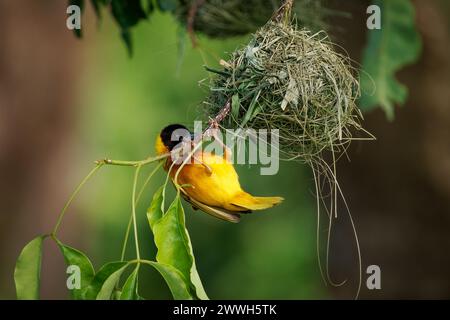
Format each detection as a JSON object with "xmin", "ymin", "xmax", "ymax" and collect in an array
[
  {"xmin": 199, "ymin": 5, "xmax": 370, "ymax": 296},
  {"xmin": 203, "ymin": 20, "xmax": 367, "ymax": 162},
  {"xmin": 175, "ymin": 0, "xmax": 328, "ymax": 38}
]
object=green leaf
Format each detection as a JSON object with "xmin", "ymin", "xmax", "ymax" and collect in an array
[
  {"xmin": 121, "ymin": 30, "xmax": 134, "ymax": 57},
  {"xmin": 111, "ymin": 0, "xmax": 147, "ymax": 55},
  {"xmin": 144, "ymin": 261, "xmax": 193, "ymax": 300},
  {"xmin": 55, "ymin": 240, "xmax": 95, "ymax": 300},
  {"xmin": 112, "ymin": 290, "xmax": 122, "ymax": 300},
  {"xmin": 14, "ymin": 236, "xmax": 46, "ymax": 300},
  {"xmin": 241, "ymin": 90, "xmax": 261, "ymax": 127},
  {"xmin": 111, "ymin": 0, "xmax": 147, "ymax": 29},
  {"xmin": 147, "ymin": 185, "xmax": 165, "ymax": 229},
  {"xmin": 119, "ymin": 266, "xmax": 139, "ymax": 300},
  {"xmin": 84, "ymin": 261, "xmax": 128, "ymax": 300},
  {"xmin": 360, "ymin": 0, "xmax": 422, "ymax": 119},
  {"xmin": 149, "ymin": 193, "xmax": 208, "ymax": 299},
  {"xmin": 153, "ymin": 196, "xmax": 192, "ymax": 277},
  {"xmin": 231, "ymin": 94, "xmax": 240, "ymax": 120},
  {"xmin": 147, "ymin": 0, "xmax": 155, "ymax": 14}
]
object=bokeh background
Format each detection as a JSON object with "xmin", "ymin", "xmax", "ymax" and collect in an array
[{"xmin": 1, "ymin": 0, "xmax": 449, "ymax": 299}]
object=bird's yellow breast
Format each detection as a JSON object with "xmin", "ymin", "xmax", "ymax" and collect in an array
[
  {"xmin": 155, "ymin": 135, "xmax": 169, "ymax": 156},
  {"xmin": 171, "ymin": 152, "xmax": 243, "ymax": 208}
]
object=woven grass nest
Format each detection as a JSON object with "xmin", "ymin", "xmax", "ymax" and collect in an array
[
  {"xmin": 203, "ymin": 20, "xmax": 367, "ymax": 162},
  {"xmin": 175, "ymin": 0, "xmax": 328, "ymax": 38}
]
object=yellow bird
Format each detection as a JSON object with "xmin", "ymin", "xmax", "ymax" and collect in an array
[{"xmin": 155, "ymin": 124, "xmax": 283, "ymax": 223}]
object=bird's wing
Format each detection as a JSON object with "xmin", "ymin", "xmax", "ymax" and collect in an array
[{"xmin": 180, "ymin": 189, "xmax": 241, "ymax": 223}]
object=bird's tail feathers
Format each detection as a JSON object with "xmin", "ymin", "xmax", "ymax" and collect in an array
[{"xmin": 230, "ymin": 192, "xmax": 283, "ymax": 211}]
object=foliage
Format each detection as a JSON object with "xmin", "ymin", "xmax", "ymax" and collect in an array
[
  {"xmin": 70, "ymin": 0, "xmax": 151, "ymax": 55},
  {"xmin": 14, "ymin": 161, "xmax": 208, "ymax": 300},
  {"xmin": 56, "ymin": 239, "xmax": 95, "ymax": 299},
  {"xmin": 14, "ymin": 236, "xmax": 45, "ymax": 300},
  {"xmin": 360, "ymin": 0, "xmax": 422, "ymax": 119},
  {"xmin": 148, "ymin": 188, "xmax": 208, "ymax": 299},
  {"xmin": 174, "ymin": 0, "xmax": 328, "ymax": 38},
  {"xmin": 15, "ymin": 0, "xmax": 426, "ymax": 301},
  {"xmin": 69, "ymin": 0, "xmax": 423, "ymax": 117},
  {"xmin": 69, "ymin": 0, "xmax": 328, "ymax": 54}
]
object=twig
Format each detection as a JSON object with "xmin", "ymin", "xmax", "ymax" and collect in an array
[
  {"xmin": 95, "ymin": 153, "xmax": 170, "ymax": 167},
  {"xmin": 187, "ymin": 0, "xmax": 206, "ymax": 47},
  {"xmin": 120, "ymin": 162, "xmax": 163, "ymax": 261},
  {"xmin": 52, "ymin": 164, "xmax": 103, "ymax": 236},
  {"xmin": 131, "ymin": 165, "xmax": 142, "ymax": 260},
  {"xmin": 190, "ymin": 98, "xmax": 231, "ymax": 150},
  {"xmin": 209, "ymin": 99, "xmax": 231, "ymax": 127},
  {"xmin": 95, "ymin": 98, "xmax": 230, "ymax": 171},
  {"xmin": 271, "ymin": 0, "xmax": 295, "ymax": 24}
]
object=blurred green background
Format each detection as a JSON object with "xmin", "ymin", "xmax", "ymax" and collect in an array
[
  {"xmin": 76, "ymin": 11, "xmax": 323, "ymax": 299},
  {"xmin": 1, "ymin": 0, "xmax": 450, "ymax": 300}
]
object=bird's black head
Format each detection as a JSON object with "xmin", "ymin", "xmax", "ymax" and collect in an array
[{"xmin": 157, "ymin": 124, "xmax": 191, "ymax": 153}]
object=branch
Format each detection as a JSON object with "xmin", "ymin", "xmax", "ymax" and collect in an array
[
  {"xmin": 187, "ymin": 0, "xmax": 205, "ymax": 47},
  {"xmin": 193, "ymin": 98, "xmax": 231, "ymax": 145},
  {"xmin": 208, "ymin": 99, "xmax": 231, "ymax": 129},
  {"xmin": 271, "ymin": 0, "xmax": 295, "ymax": 24},
  {"xmin": 95, "ymin": 153, "xmax": 170, "ymax": 167},
  {"xmin": 94, "ymin": 92, "xmax": 230, "ymax": 169}
]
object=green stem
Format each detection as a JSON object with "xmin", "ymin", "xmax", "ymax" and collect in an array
[
  {"xmin": 136, "ymin": 162, "xmax": 164, "ymax": 202},
  {"xmin": 127, "ymin": 258, "xmax": 155, "ymax": 265},
  {"xmin": 120, "ymin": 217, "xmax": 133, "ymax": 262},
  {"xmin": 162, "ymin": 160, "xmax": 178, "ymax": 201},
  {"xmin": 272, "ymin": 0, "xmax": 294, "ymax": 24},
  {"xmin": 50, "ymin": 153, "xmax": 166, "ymax": 262},
  {"xmin": 120, "ymin": 162, "xmax": 163, "ymax": 261},
  {"xmin": 52, "ymin": 164, "xmax": 103, "ymax": 236},
  {"xmin": 96, "ymin": 154, "xmax": 169, "ymax": 167},
  {"xmin": 131, "ymin": 165, "xmax": 142, "ymax": 260}
]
